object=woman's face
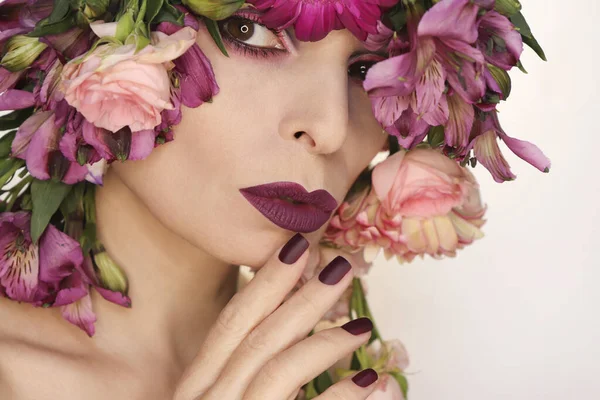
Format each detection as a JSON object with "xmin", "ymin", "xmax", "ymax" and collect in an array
[{"xmin": 110, "ymin": 8, "xmax": 389, "ymax": 268}]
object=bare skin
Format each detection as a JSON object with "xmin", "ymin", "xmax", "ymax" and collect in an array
[{"xmin": 0, "ymin": 10, "xmax": 388, "ymax": 400}]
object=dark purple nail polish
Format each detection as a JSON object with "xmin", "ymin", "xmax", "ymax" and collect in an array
[
  {"xmin": 278, "ymin": 233, "xmax": 309, "ymax": 264},
  {"xmin": 352, "ymin": 368, "xmax": 378, "ymax": 388},
  {"xmin": 318, "ymin": 256, "xmax": 351, "ymax": 285},
  {"xmin": 341, "ymin": 317, "xmax": 373, "ymax": 336}
]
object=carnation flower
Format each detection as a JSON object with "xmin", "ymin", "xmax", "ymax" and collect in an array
[{"xmin": 247, "ymin": 0, "xmax": 398, "ymax": 42}]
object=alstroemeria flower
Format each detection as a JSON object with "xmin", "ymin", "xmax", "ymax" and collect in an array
[
  {"xmin": 469, "ymin": 111, "xmax": 551, "ymax": 182},
  {"xmin": 247, "ymin": 0, "xmax": 398, "ymax": 42},
  {"xmin": 364, "ymin": 0, "xmax": 488, "ymax": 152}
]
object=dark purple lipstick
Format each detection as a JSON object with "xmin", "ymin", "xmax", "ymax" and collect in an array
[{"xmin": 239, "ymin": 182, "xmax": 338, "ymax": 233}]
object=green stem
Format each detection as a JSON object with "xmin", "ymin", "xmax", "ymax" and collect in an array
[{"xmin": 352, "ymin": 278, "xmax": 383, "ymax": 343}]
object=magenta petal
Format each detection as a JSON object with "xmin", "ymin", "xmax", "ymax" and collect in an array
[
  {"xmin": 370, "ymin": 95, "xmax": 410, "ymax": 128},
  {"xmin": 53, "ymin": 286, "xmax": 88, "ymax": 306},
  {"xmin": 386, "ymin": 107, "xmax": 430, "ymax": 149},
  {"xmin": 0, "ymin": 89, "xmax": 35, "ymax": 110},
  {"xmin": 0, "ymin": 214, "xmax": 39, "ymax": 302},
  {"xmin": 61, "ymin": 162, "xmax": 88, "ymax": 184},
  {"xmin": 445, "ymin": 93, "xmax": 474, "ymax": 151},
  {"xmin": 477, "ymin": 11, "xmax": 523, "ymax": 70},
  {"xmin": 364, "ymin": 51, "xmax": 418, "ymax": 97},
  {"xmin": 418, "ymin": 0, "xmax": 480, "ymax": 43},
  {"xmin": 82, "ymin": 120, "xmax": 114, "ymax": 160},
  {"xmin": 176, "ymin": 44, "xmax": 220, "ymax": 108},
  {"xmin": 128, "ymin": 130, "xmax": 156, "ymax": 160},
  {"xmin": 471, "ymin": 129, "xmax": 516, "ymax": 182},
  {"xmin": 38, "ymin": 223, "xmax": 84, "ymax": 283},
  {"xmin": 0, "ymin": 67, "xmax": 24, "ymax": 92},
  {"xmin": 60, "ymin": 292, "xmax": 97, "ymax": 336},
  {"xmin": 95, "ymin": 287, "xmax": 132, "ymax": 308},
  {"xmin": 12, "ymin": 110, "xmax": 53, "ymax": 158},
  {"xmin": 23, "ymin": 112, "xmax": 60, "ymax": 180},
  {"xmin": 498, "ymin": 131, "xmax": 551, "ymax": 173}
]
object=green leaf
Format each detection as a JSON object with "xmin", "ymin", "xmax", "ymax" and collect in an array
[
  {"xmin": 0, "ymin": 108, "xmax": 34, "ymax": 131},
  {"xmin": 145, "ymin": 0, "xmax": 164, "ymax": 23},
  {"xmin": 304, "ymin": 381, "xmax": 319, "ymax": 400},
  {"xmin": 0, "ymin": 131, "xmax": 16, "ymax": 158},
  {"xmin": 314, "ymin": 370, "xmax": 334, "ymax": 394},
  {"xmin": 47, "ymin": 0, "xmax": 72, "ymax": 24},
  {"xmin": 204, "ymin": 18, "xmax": 229, "ymax": 57},
  {"xmin": 153, "ymin": 1, "xmax": 184, "ymax": 25},
  {"xmin": 28, "ymin": 15, "xmax": 75, "ymax": 37},
  {"xmin": 510, "ymin": 12, "xmax": 547, "ymax": 61},
  {"xmin": 30, "ymin": 179, "xmax": 72, "ymax": 243},
  {"xmin": 0, "ymin": 158, "xmax": 22, "ymax": 188},
  {"xmin": 59, "ymin": 182, "xmax": 85, "ymax": 217},
  {"xmin": 517, "ymin": 59, "xmax": 528, "ymax": 74},
  {"xmin": 116, "ymin": 10, "xmax": 136, "ymax": 42},
  {"xmin": 427, "ymin": 125, "xmax": 445, "ymax": 148}
]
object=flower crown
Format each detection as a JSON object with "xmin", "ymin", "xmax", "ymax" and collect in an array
[{"xmin": 0, "ymin": 0, "xmax": 549, "ymax": 398}]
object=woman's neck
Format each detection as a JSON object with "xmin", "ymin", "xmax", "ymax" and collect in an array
[{"xmin": 92, "ymin": 169, "xmax": 239, "ymax": 370}]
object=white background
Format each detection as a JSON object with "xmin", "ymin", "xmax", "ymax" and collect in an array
[{"xmin": 367, "ymin": 1, "xmax": 600, "ymax": 399}]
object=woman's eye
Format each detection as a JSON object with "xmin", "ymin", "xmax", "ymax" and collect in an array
[
  {"xmin": 222, "ymin": 17, "xmax": 286, "ymax": 51},
  {"xmin": 348, "ymin": 60, "xmax": 380, "ymax": 82}
]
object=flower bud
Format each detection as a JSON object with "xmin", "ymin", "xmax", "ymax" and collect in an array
[
  {"xmin": 182, "ymin": 0, "xmax": 245, "ymax": 20},
  {"xmin": 104, "ymin": 127, "xmax": 132, "ymax": 162},
  {"xmin": 487, "ymin": 64, "xmax": 512, "ymax": 99},
  {"xmin": 494, "ymin": 0, "xmax": 522, "ymax": 16},
  {"xmin": 0, "ymin": 35, "xmax": 48, "ymax": 72},
  {"xmin": 84, "ymin": 0, "xmax": 110, "ymax": 19},
  {"xmin": 94, "ymin": 251, "xmax": 129, "ymax": 294}
]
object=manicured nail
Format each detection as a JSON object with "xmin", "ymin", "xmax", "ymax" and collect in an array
[
  {"xmin": 278, "ymin": 233, "xmax": 309, "ymax": 264},
  {"xmin": 318, "ymin": 256, "xmax": 351, "ymax": 285},
  {"xmin": 352, "ymin": 368, "xmax": 378, "ymax": 388},
  {"xmin": 341, "ymin": 317, "xmax": 373, "ymax": 336}
]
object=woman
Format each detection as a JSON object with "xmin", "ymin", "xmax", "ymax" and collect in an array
[
  {"xmin": 0, "ymin": 2, "xmax": 391, "ymax": 399},
  {"xmin": 0, "ymin": 0, "xmax": 549, "ymax": 399}
]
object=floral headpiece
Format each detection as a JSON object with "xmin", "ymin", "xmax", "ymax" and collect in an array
[{"xmin": 0, "ymin": 0, "xmax": 549, "ymax": 398}]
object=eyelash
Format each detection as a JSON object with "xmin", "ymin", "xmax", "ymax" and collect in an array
[{"xmin": 218, "ymin": 13, "xmax": 386, "ymax": 81}]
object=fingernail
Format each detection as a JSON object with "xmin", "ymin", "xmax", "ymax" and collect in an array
[
  {"xmin": 278, "ymin": 233, "xmax": 309, "ymax": 265},
  {"xmin": 341, "ymin": 317, "xmax": 373, "ymax": 336},
  {"xmin": 318, "ymin": 256, "xmax": 351, "ymax": 285},
  {"xmin": 352, "ymin": 368, "xmax": 378, "ymax": 388}
]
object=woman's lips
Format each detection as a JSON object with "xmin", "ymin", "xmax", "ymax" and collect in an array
[{"xmin": 239, "ymin": 182, "xmax": 338, "ymax": 233}]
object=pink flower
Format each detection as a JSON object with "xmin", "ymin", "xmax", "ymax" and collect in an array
[
  {"xmin": 59, "ymin": 26, "xmax": 197, "ymax": 133},
  {"xmin": 323, "ymin": 149, "xmax": 486, "ymax": 263},
  {"xmin": 364, "ymin": 0, "xmax": 490, "ymax": 153},
  {"xmin": 247, "ymin": 0, "xmax": 398, "ymax": 42}
]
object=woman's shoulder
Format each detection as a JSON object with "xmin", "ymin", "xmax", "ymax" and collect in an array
[{"xmin": 0, "ymin": 299, "xmax": 151, "ymax": 400}]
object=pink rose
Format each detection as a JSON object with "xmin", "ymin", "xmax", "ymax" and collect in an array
[
  {"xmin": 323, "ymin": 149, "xmax": 486, "ymax": 263},
  {"xmin": 372, "ymin": 149, "xmax": 472, "ymax": 218},
  {"xmin": 59, "ymin": 26, "xmax": 197, "ymax": 133}
]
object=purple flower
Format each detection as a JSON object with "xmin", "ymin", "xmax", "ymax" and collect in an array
[{"xmin": 247, "ymin": 0, "xmax": 398, "ymax": 42}]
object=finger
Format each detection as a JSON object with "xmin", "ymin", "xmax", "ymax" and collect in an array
[
  {"xmin": 314, "ymin": 369, "xmax": 380, "ymax": 400},
  {"xmin": 205, "ymin": 256, "xmax": 355, "ymax": 398},
  {"xmin": 174, "ymin": 233, "xmax": 310, "ymax": 400},
  {"xmin": 242, "ymin": 319, "xmax": 374, "ymax": 400}
]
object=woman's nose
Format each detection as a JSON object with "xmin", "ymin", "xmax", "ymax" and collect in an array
[{"xmin": 278, "ymin": 63, "xmax": 350, "ymax": 155}]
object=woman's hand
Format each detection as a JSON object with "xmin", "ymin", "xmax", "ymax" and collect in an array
[{"xmin": 173, "ymin": 233, "xmax": 379, "ymax": 400}]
